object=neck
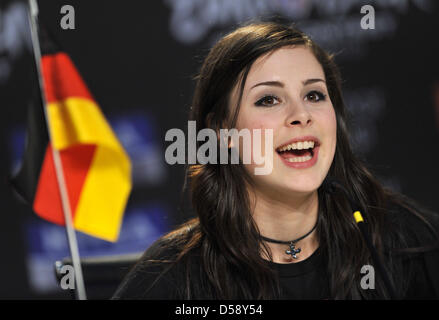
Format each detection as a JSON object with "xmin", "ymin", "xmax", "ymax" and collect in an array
[{"xmin": 250, "ymin": 188, "xmax": 320, "ymax": 263}]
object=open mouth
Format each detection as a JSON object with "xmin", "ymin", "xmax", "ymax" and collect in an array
[{"xmin": 276, "ymin": 139, "xmax": 320, "ymax": 163}]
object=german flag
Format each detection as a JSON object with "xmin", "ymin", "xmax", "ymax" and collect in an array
[{"xmin": 11, "ymin": 29, "xmax": 132, "ymax": 242}]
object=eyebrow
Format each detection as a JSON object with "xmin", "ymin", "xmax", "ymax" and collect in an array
[{"xmin": 250, "ymin": 78, "xmax": 326, "ymax": 90}]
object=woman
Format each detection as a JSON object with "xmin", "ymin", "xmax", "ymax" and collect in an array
[{"xmin": 112, "ymin": 21, "xmax": 439, "ymax": 300}]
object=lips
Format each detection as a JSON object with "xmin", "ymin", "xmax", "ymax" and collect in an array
[
  {"xmin": 275, "ymin": 136, "xmax": 320, "ymax": 169},
  {"xmin": 276, "ymin": 136, "xmax": 320, "ymax": 154}
]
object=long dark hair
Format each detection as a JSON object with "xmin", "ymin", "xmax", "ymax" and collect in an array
[{"xmin": 154, "ymin": 21, "xmax": 439, "ymax": 299}]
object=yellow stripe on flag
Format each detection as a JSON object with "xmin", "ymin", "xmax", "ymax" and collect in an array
[
  {"xmin": 47, "ymin": 97, "xmax": 123, "ymax": 150},
  {"xmin": 74, "ymin": 146, "xmax": 131, "ymax": 241},
  {"xmin": 46, "ymin": 97, "xmax": 131, "ymax": 241}
]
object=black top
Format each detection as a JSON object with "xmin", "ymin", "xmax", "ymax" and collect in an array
[
  {"xmin": 112, "ymin": 203, "xmax": 439, "ymax": 300},
  {"xmin": 268, "ymin": 246, "xmax": 330, "ymax": 299},
  {"xmin": 111, "ymin": 241, "xmax": 332, "ymax": 300}
]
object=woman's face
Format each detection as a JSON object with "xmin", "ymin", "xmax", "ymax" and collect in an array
[{"xmin": 232, "ymin": 46, "xmax": 337, "ymax": 197}]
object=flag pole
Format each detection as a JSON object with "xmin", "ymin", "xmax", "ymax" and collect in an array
[{"xmin": 27, "ymin": 0, "xmax": 87, "ymax": 300}]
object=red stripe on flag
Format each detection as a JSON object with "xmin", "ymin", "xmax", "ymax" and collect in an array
[
  {"xmin": 41, "ymin": 53, "xmax": 94, "ymax": 103},
  {"xmin": 33, "ymin": 143, "xmax": 97, "ymax": 225}
]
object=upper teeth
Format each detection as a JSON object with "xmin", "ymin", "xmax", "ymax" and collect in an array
[{"xmin": 278, "ymin": 141, "xmax": 315, "ymax": 152}]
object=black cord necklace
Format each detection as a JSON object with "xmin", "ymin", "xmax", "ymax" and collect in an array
[{"xmin": 261, "ymin": 223, "xmax": 317, "ymax": 259}]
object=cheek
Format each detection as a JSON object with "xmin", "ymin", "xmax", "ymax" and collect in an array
[
  {"xmin": 329, "ymin": 109, "xmax": 337, "ymax": 144},
  {"xmin": 317, "ymin": 107, "xmax": 337, "ymax": 137},
  {"xmin": 235, "ymin": 116, "xmax": 276, "ymax": 167},
  {"xmin": 236, "ymin": 102, "xmax": 282, "ymax": 130},
  {"xmin": 237, "ymin": 113, "xmax": 277, "ymax": 147},
  {"xmin": 237, "ymin": 113, "xmax": 276, "ymax": 131},
  {"xmin": 320, "ymin": 107, "xmax": 337, "ymax": 158}
]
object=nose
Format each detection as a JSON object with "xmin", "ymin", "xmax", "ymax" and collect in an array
[{"xmin": 285, "ymin": 102, "xmax": 312, "ymax": 128}]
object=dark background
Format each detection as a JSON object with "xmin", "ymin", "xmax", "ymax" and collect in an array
[{"xmin": 0, "ymin": 0, "xmax": 438, "ymax": 299}]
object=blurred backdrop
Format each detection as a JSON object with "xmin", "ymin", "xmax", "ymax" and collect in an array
[{"xmin": 0, "ymin": 0, "xmax": 438, "ymax": 298}]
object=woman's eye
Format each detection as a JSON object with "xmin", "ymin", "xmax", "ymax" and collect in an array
[
  {"xmin": 254, "ymin": 95, "xmax": 280, "ymax": 107},
  {"xmin": 305, "ymin": 90, "xmax": 326, "ymax": 103}
]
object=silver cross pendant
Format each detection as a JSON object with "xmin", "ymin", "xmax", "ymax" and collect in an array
[{"xmin": 286, "ymin": 242, "xmax": 301, "ymax": 259}]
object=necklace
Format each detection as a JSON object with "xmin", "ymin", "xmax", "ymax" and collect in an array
[{"xmin": 261, "ymin": 223, "xmax": 317, "ymax": 259}]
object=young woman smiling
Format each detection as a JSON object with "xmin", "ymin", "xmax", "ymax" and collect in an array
[{"xmin": 113, "ymin": 21, "xmax": 439, "ymax": 300}]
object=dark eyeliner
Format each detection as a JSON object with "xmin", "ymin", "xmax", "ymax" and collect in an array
[
  {"xmin": 254, "ymin": 94, "xmax": 280, "ymax": 107},
  {"xmin": 306, "ymin": 90, "xmax": 326, "ymax": 102}
]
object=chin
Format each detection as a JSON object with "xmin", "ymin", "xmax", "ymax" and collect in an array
[
  {"xmin": 284, "ymin": 181, "xmax": 320, "ymax": 195},
  {"xmin": 279, "ymin": 170, "xmax": 326, "ymax": 193},
  {"xmin": 257, "ymin": 177, "xmax": 321, "ymax": 199},
  {"xmin": 247, "ymin": 163, "xmax": 327, "ymax": 197}
]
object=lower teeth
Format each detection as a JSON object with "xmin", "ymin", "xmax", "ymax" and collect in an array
[{"xmin": 286, "ymin": 155, "xmax": 312, "ymax": 163}]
